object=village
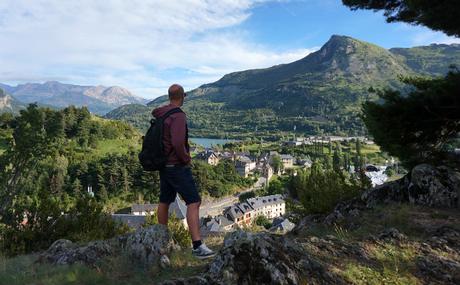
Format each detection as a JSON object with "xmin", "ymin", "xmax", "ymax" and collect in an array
[{"xmin": 112, "ymin": 135, "xmax": 391, "ymax": 235}]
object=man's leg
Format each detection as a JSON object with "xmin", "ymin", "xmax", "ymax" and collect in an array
[
  {"xmin": 186, "ymin": 201, "xmax": 201, "ymax": 241},
  {"xmin": 157, "ymin": 202, "xmax": 170, "ymax": 225}
]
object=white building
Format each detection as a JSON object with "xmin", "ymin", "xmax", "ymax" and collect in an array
[
  {"xmin": 130, "ymin": 196, "xmax": 188, "ymax": 228},
  {"xmin": 247, "ymin": 194, "xmax": 285, "ymax": 219},
  {"xmin": 279, "ymin": 154, "xmax": 294, "ymax": 169}
]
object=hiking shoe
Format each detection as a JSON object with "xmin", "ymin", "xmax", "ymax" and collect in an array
[{"xmin": 192, "ymin": 243, "xmax": 216, "ymax": 259}]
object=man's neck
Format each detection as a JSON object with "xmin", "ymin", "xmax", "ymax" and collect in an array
[{"xmin": 170, "ymin": 101, "xmax": 182, "ymax": 107}]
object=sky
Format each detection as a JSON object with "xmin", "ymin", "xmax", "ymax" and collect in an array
[{"xmin": 0, "ymin": 0, "xmax": 459, "ymax": 99}]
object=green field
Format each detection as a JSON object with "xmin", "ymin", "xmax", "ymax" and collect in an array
[{"xmin": 94, "ymin": 138, "xmax": 141, "ymax": 157}]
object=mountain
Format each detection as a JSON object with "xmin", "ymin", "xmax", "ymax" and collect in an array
[
  {"xmin": 107, "ymin": 35, "xmax": 460, "ymax": 138},
  {"xmin": 390, "ymin": 43, "xmax": 460, "ymax": 75},
  {"xmin": 0, "ymin": 88, "xmax": 25, "ymax": 114},
  {"xmin": 0, "ymin": 81, "xmax": 149, "ymax": 115},
  {"xmin": 104, "ymin": 104, "xmax": 152, "ymax": 131}
]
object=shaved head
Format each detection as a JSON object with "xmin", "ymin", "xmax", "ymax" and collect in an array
[{"xmin": 168, "ymin": 84, "xmax": 185, "ymax": 101}]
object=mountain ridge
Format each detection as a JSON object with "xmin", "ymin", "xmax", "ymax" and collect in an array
[
  {"xmin": 49, "ymin": 35, "xmax": 460, "ymax": 136},
  {"xmin": 0, "ymin": 88, "xmax": 25, "ymax": 114},
  {"xmin": 0, "ymin": 81, "xmax": 149, "ymax": 115}
]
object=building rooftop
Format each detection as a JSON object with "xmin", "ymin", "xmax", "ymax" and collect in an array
[
  {"xmin": 112, "ymin": 214, "xmax": 146, "ymax": 229},
  {"xmin": 131, "ymin": 203, "xmax": 158, "ymax": 213},
  {"xmin": 280, "ymin": 154, "xmax": 294, "ymax": 160},
  {"xmin": 247, "ymin": 194, "xmax": 284, "ymax": 210},
  {"xmin": 169, "ymin": 196, "xmax": 187, "ymax": 220},
  {"xmin": 225, "ymin": 205, "xmax": 244, "ymax": 220},
  {"xmin": 237, "ymin": 156, "xmax": 252, "ymax": 164},
  {"xmin": 270, "ymin": 218, "xmax": 295, "ymax": 232},
  {"xmin": 196, "ymin": 151, "xmax": 218, "ymax": 160}
]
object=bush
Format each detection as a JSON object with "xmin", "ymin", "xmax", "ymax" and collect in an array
[
  {"xmin": 290, "ymin": 162, "xmax": 364, "ymax": 214},
  {"xmin": 143, "ymin": 212, "xmax": 191, "ymax": 248},
  {"xmin": 0, "ymin": 195, "xmax": 129, "ymax": 256},
  {"xmin": 239, "ymin": 191, "xmax": 256, "ymax": 202},
  {"xmin": 254, "ymin": 215, "xmax": 272, "ymax": 229}
]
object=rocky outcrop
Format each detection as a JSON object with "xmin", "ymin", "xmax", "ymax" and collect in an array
[
  {"xmin": 39, "ymin": 224, "xmax": 175, "ymax": 267},
  {"xmin": 317, "ymin": 164, "xmax": 460, "ymax": 226},
  {"xmin": 38, "ymin": 239, "xmax": 113, "ymax": 266},
  {"xmin": 416, "ymin": 254, "xmax": 460, "ymax": 284},
  {"xmin": 408, "ymin": 164, "xmax": 460, "ymax": 208},
  {"xmin": 161, "ymin": 231, "xmax": 346, "ymax": 285},
  {"xmin": 122, "ymin": 224, "xmax": 176, "ymax": 266},
  {"xmin": 363, "ymin": 164, "xmax": 459, "ymax": 208}
]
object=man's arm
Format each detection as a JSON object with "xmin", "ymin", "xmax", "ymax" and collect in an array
[{"xmin": 170, "ymin": 113, "xmax": 191, "ymax": 165}]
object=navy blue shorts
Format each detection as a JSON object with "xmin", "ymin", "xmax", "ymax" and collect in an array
[{"xmin": 159, "ymin": 165, "xmax": 201, "ymax": 205}]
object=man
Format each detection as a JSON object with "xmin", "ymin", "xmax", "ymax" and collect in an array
[{"xmin": 152, "ymin": 84, "xmax": 215, "ymax": 259}]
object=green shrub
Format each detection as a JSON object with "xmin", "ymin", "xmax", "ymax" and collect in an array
[
  {"xmin": 290, "ymin": 162, "xmax": 364, "ymax": 214},
  {"xmin": 0, "ymin": 195, "xmax": 129, "ymax": 256},
  {"xmin": 143, "ymin": 212, "xmax": 191, "ymax": 248},
  {"xmin": 254, "ymin": 215, "xmax": 272, "ymax": 229}
]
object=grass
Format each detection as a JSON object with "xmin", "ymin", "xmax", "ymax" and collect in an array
[
  {"xmin": 343, "ymin": 263, "xmax": 418, "ymax": 285},
  {"xmin": 0, "ymin": 254, "xmax": 112, "ymax": 285},
  {"xmin": 93, "ymin": 138, "xmax": 141, "ymax": 157},
  {"xmin": 0, "ymin": 235, "xmax": 224, "ymax": 285},
  {"xmin": 293, "ymin": 203, "xmax": 460, "ymax": 285},
  {"xmin": 343, "ymin": 242, "xmax": 418, "ymax": 285}
]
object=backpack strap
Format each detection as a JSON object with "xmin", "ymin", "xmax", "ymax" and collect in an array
[{"xmin": 160, "ymin": 107, "xmax": 183, "ymax": 120}]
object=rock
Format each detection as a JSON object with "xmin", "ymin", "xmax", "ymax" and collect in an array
[
  {"xmin": 361, "ymin": 176, "xmax": 410, "ymax": 207},
  {"xmin": 291, "ymin": 214, "xmax": 324, "ymax": 235},
  {"xmin": 205, "ymin": 230, "xmax": 345, "ymax": 285},
  {"xmin": 305, "ymin": 235, "xmax": 372, "ymax": 264},
  {"xmin": 159, "ymin": 276, "xmax": 209, "ymax": 285},
  {"xmin": 39, "ymin": 224, "xmax": 176, "ymax": 268},
  {"xmin": 377, "ymin": 228, "xmax": 407, "ymax": 242},
  {"xmin": 160, "ymin": 254, "xmax": 171, "ymax": 269},
  {"xmin": 123, "ymin": 224, "xmax": 175, "ymax": 266},
  {"xmin": 38, "ymin": 239, "xmax": 113, "ymax": 266},
  {"xmin": 409, "ymin": 164, "xmax": 459, "ymax": 208},
  {"xmin": 416, "ymin": 254, "xmax": 460, "ymax": 285},
  {"xmin": 428, "ymin": 226, "xmax": 460, "ymax": 253},
  {"xmin": 359, "ymin": 164, "xmax": 459, "ymax": 209}
]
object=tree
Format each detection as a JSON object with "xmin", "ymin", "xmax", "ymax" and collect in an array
[
  {"xmin": 254, "ymin": 215, "xmax": 272, "ymax": 229},
  {"xmin": 295, "ymin": 162, "xmax": 363, "ymax": 214},
  {"xmin": 271, "ymin": 154, "xmax": 283, "ymax": 173},
  {"xmin": 362, "ymin": 71, "xmax": 460, "ymax": 168},
  {"xmin": 0, "ymin": 105, "xmax": 64, "ymax": 221},
  {"xmin": 343, "ymin": 0, "xmax": 460, "ymax": 169},
  {"xmin": 332, "ymin": 149, "xmax": 342, "ymax": 172},
  {"xmin": 342, "ymin": 0, "xmax": 460, "ymax": 37}
]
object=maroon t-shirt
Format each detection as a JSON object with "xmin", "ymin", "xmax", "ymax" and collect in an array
[{"xmin": 152, "ymin": 104, "xmax": 191, "ymax": 165}]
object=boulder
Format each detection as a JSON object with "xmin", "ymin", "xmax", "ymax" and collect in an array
[
  {"xmin": 416, "ymin": 254, "xmax": 460, "ymax": 285},
  {"xmin": 408, "ymin": 164, "xmax": 460, "ymax": 208},
  {"xmin": 123, "ymin": 224, "xmax": 176, "ymax": 266},
  {"xmin": 206, "ymin": 231, "xmax": 345, "ymax": 285},
  {"xmin": 38, "ymin": 239, "xmax": 113, "ymax": 266},
  {"xmin": 361, "ymin": 176, "xmax": 410, "ymax": 207},
  {"xmin": 159, "ymin": 277, "xmax": 209, "ymax": 285},
  {"xmin": 377, "ymin": 228, "xmax": 407, "ymax": 242},
  {"xmin": 39, "ymin": 224, "xmax": 175, "ymax": 268}
]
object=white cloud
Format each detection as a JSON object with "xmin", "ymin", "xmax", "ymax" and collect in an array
[
  {"xmin": 411, "ymin": 31, "xmax": 460, "ymax": 46},
  {"xmin": 0, "ymin": 0, "xmax": 315, "ymax": 99}
]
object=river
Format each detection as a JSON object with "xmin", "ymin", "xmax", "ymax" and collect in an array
[{"xmin": 190, "ymin": 137, "xmax": 239, "ymax": 148}]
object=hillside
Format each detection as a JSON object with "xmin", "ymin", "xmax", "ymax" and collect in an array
[
  {"xmin": 0, "ymin": 88, "xmax": 25, "ymax": 114},
  {"xmin": 0, "ymin": 81, "xmax": 148, "ymax": 115},
  {"xmin": 107, "ymin": 35, "xmax": 460, "ymax": 138},
  {"xmin": 104, "ymin": 103, "xmax": 152, "ymax": 131},
  {"xmin": 390, "ymin": 43, "xmax": 460, "ymax": 75},
  {"xmin": 2, "ymin": 164, "xmax": 459, "ymax": 284}
]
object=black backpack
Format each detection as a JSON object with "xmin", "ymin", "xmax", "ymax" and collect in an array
[{"xmin": 138, "ymin": 108, "xmax": 183, "ymax": 171}]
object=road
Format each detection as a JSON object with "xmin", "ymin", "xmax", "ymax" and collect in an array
[{"xmin": 199, "ymin": 177, "xmax": 267, "ymax": 217}]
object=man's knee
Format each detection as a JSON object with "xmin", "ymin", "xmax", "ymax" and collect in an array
[{"xmin": 187, "ymin": 201, "xmax": 201, "ymax": 210}]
